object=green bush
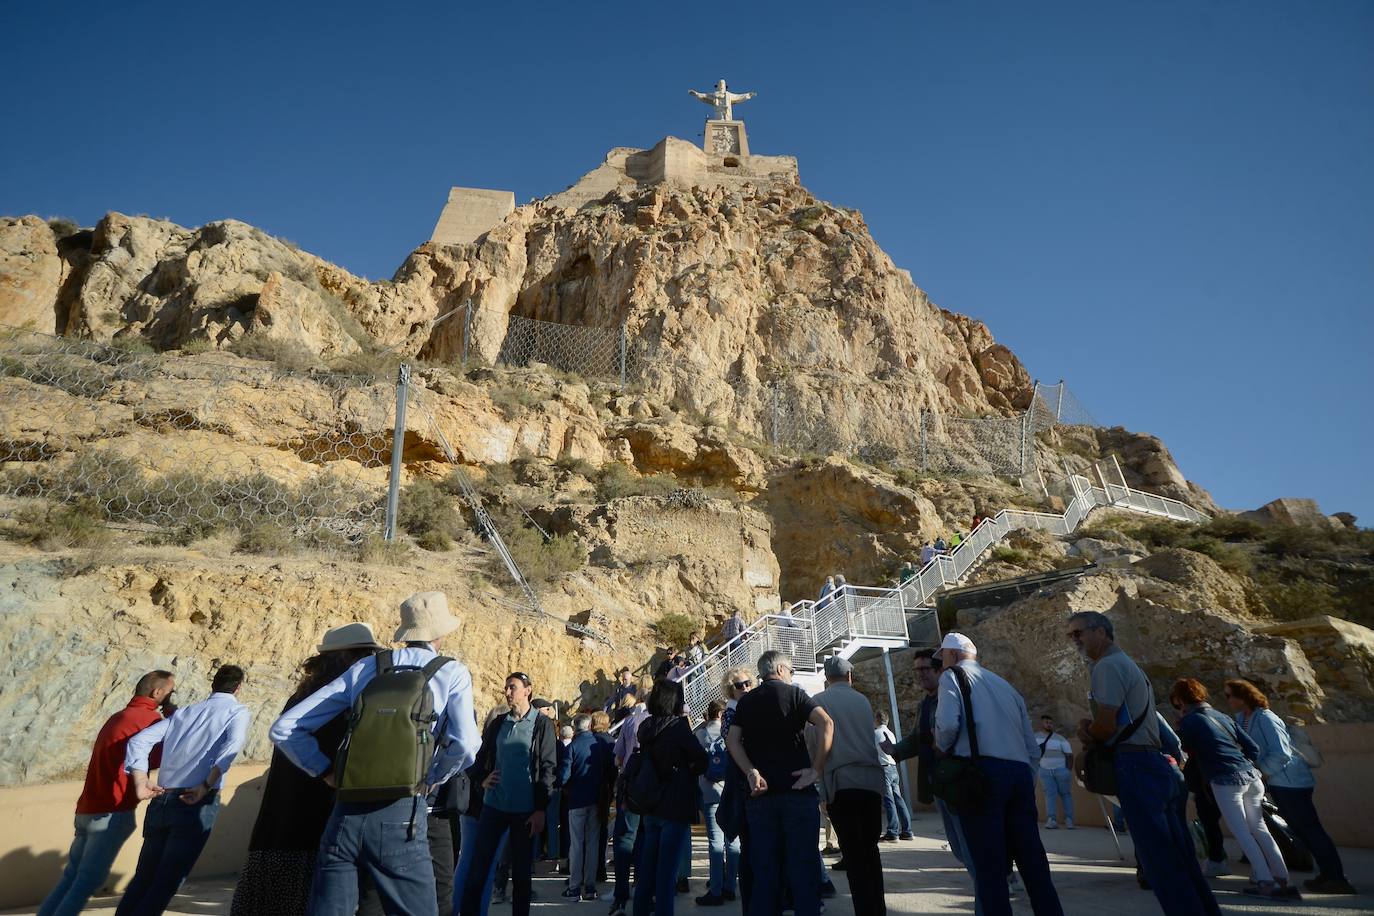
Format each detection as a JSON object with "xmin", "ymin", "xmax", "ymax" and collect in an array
[
  {"xmin": 228, "ymin": 335, "xmax": 320, "ymax": 373},
  {"xmin": 595, "ymin": 463, "xmax": 678, "ymax": 501},
  {"xmin": 482, "ymin": 463, "xmax": 517, "ymax": 489},
  {"xmin": 1200, "ymin": 515, "xmax": 1265, "ymax": 541},
  {"xmin": 357, "ymin": 533, "xmax": 414, "ymax": 566},
  {"xmin": 991, "ymin": 546, "xmax": 1032, "ymax": 566},
  {"xmin": 488, "ymin": 385, "xmax": 543, "ymax": 416},
  {"xmin": 179, "ymin": 338, "xmax": 215, "ymax": 355},
  {"xmin": 1262, "ymin": 526, "xmax": 1344, "ymax": 560},
  {"xmin": 652, "ymin": 612, "xmax": 697, "ymax": 650},
  {"xmin": 398, "ymin": 479, "xmax": 464, "ymax": 551},
  {"xmin": 236, "ymin": 521, "xmax": 297, "ymax": 555},
  {"xmin": 504, "ymin": 526, "xmax": 586, "ymax": 581},
  {"xmin": 47, "ymin": 217, "xmax": 80, "ymax": 240},
  {"xmin": 13, "ymin": 500, "xmax": 111, "ymax": 550},
  {"xmin": 554, "ymin": 456, "xmax": 597, "ymax": 479},
  {"xmin": 1258, "ymin": 575, "xmax": 1342, "ymax": 622}
]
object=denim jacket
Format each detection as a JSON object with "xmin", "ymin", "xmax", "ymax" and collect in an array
[
  {"xmin": 1235, "ymin": 708, "xmax": 1315, "ymax": 789},
  {"xmin": 1177, "ymin": 705, "xmax": 1260, "ymax": 786}
]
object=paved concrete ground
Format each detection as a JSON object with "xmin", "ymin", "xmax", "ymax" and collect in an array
[{"xmin": 8, "ymin": 815, "xmax": 1372, "ymax": 915}]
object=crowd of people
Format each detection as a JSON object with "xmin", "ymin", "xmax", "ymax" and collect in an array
[{"xmin": 39, "ymin": 594, "xmax": 1359, "ymax": 916}]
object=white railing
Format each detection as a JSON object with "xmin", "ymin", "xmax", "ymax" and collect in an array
[{"xmin": 673, "ymin": 461, "xmax": 1208, "ymax": 721}]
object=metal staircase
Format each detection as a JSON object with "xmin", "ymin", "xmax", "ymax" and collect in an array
[{"xmin": 679, "ymin": 460, "xmax": 1208, "ymax": 722}]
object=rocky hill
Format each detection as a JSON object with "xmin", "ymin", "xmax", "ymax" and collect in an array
[{"xmin": 0, "ymin": 156, "xmax": 1366, "ymax": 784}]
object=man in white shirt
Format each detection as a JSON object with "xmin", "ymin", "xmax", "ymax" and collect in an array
[
  {"xmin": 874, "ymin": 710, "xmax": 913, "ymax": 841},
  {"xmin": 1035, "ymin": 716, "xmax": 1075, "ymax": 829},
  {"xmin": 118, "ymin": 665, "xmax": 251, "ymax": 916}
]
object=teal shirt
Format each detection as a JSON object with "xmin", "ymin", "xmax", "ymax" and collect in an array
[{"xmin": 485, "ymin": 709, "xmax": 537, "ymax": 813}]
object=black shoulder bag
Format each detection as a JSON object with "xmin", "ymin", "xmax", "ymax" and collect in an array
[
  {"xmin": 930, "ymin": 666, "xmax": 991, "ymax": 814},
  {"xmin": 1077, "ymin": 702, "xmax": 1150, "ymax": 796}
]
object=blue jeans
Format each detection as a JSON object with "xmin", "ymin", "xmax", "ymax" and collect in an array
[
  {"xmin": 936, "ymin": 799, "xmax": 982, "ymax": 916},
  {"xmin": 700, "ymin": 801, "xmax": 739, "ymax": 896},
  {"xmin": 880, "ymin": 764, "xmax": 912, "ymax": 835},
  {"xmin": 541, "ymin": 790, "xmax": 560, "ymax": 858},
  {"xmin": 308, "ymin": 796, "xmax": 435, "ymax": 916},
  {"xmin": 459, "ymin": 806, "xmax": 534, "ymax": 916},
  {"xmin": 114, "ymin": 792, "xmax": 220, "ymax": 916},
  {"xmin": 632, "ymin": 815, "xmax": 689, "ymax": 916},
  {"xmin": 1268, "ymin": 785, "xmax": 1345, "ymax": 881},
  {"xmin": 955, "ymin": 758, "xmax": 1063, "ymax": 916},
  {"xmin": 611, "ymin": 804, "xmax": 641, "ymax": 905},
  {"xmin": 1038, "ymin": 767, "xmax": 1074, "ymax": 822},
  {"xmin": 745, "ymin": 790, "xmax": 821, "ymax": 916},
  {"xmin": 39, "ymin": 810, "xmax": 138, "ymax": 916},
  {"xmin": 1114, "ymin": 751, "xmax": 1221, "ymax": 916},
  {"xmin": 452, "ymin": 814, "xmax": 503, "ymax": 916}
]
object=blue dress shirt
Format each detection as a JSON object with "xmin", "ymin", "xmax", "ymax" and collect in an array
[
  {"xmin": 934, "ymin": 660, "xmax": 1040, "ymax": 765},
  {"xmin": 125, "ymin": 692, "xmax": 250, "ymax": 789},
  {"xmin": 269, "ymin": 646, "xmax": 480, "ymax": 788}
]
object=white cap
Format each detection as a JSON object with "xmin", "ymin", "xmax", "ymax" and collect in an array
[{"xmin": 940, "ymin": 632, "xmax": 977, "ymax": 655}]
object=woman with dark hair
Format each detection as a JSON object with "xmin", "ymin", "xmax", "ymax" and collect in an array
[
  {"xmin": 1171, "ymin": 677, "xmax": 1294, "ymax": 900},
  {"xmin": 229, "ymin": 623, "xmax": 383, "ymax": 916},
  {"xmin": 629, "ymin": 679, "xmax": 707, "ymax": 916},
  {"xmin": 1225, "ymin": 679, "xmax": 1356, "ymax": 895}
]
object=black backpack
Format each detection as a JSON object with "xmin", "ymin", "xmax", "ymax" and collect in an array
[
  {"xmin": 335, "ymin": 650, "xmax": 452, "ymax": 803},
  {"xmin": 623, "ymin": 737, "xmax": 667, "ymax": 814}
]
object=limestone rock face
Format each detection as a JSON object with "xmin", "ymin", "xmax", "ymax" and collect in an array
[
  {"xmin": 1243, "ymin": 498, "xmax": 1345, "ymax": 532},
  {"xmin": 1255, "ymin": 616, "xmax": 1374, "ymax": 722},
  {"xmin": 762, "ymin": 458, "xmax": 943, "ymax": 601},
  {"xmin": 0, "ymin": 217, "xmax": 62, "ymax": 333},
  {"xmin": 1132, "ymin": 548, "xmax": 1250, "ymax": 615}
]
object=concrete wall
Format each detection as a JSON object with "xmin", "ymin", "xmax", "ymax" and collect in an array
[
  {"xmin": 0, "ymin": 764, "xmax": 267, "ymax": 910},
  {"xmin": 430, "ymin": 187, "xmax": 515, "ymax": 247}
]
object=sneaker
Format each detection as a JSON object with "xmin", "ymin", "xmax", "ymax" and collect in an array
[
  {"xmin": 1241, "ymin": 881, "xmax": 1284, "ymax": 898},
  {"xmin": 821, "ymin": 843, "xmax": 840, "ymax": 855},
  {"xmin": 581, "ymin": 889, "xmax": 601, "ymax": 902},
  {"xmin": 1304, "ymin": 876, "xmax": 1358, "ymax": 895},
  {"xmin": 1044, "ymin": 819, "xmax": 1058, "ymax": 829},
  {"xmin": 562, "ymin": 887, "xmax": 583, "ymax": 899},
  {"xmin": 831, "ymin": 859, "xmax": 847, "ymax": 871},
  {"xmin": 820, "ymin": 880, "xmax": 837, "ymax": 899},
  {"xmin": 1275, "ymin": 883, "xmax": 1302, "ymax": 900},
  {"xmin": 695, "ymin": 892, "xmax": 725, "ymax": 906},
  {"xmin": 1202, "ymin": 859, "xmax": 1230, "ymax": 878},
  {"xmin": 899, "ymin": 832, "xmax": 915, "ymax": 840},
  {"xmin": 1064, "ymin": 819, "xmax": 1075, "ymax": 830},
  {"xmin": 676, "ymin": 878, "xmax": 690, "ymax": 894},
  {"xmin": 880, "ymin": 833, "xmax": 898, "ymax": 842}
]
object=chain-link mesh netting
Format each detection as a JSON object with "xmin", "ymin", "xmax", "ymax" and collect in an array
[
  {"xmin": 764, "ymin": 378, "xmax": 1097, "ymax": 478},
  {"xmin": 0, "ymin": 327, "xmax": 396, "ymax": 540},
  {"xmin": 478, "ymin": 308, "xmax": 635, "ymax": 382}
]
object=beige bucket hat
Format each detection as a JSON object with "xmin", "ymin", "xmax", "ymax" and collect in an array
[
  {"xmin": 394, "ymin": 591, "xmax": 460, "ymax": 643},
  {"xmin": 317, "ymin": 622, "xmax": 385, "ymax": 653}
]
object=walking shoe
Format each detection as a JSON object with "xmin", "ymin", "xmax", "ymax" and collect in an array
[
  {"xmin": 820, "ymin": 880, "xmax": 837, "ymax": 899},
  {"xmin": 1275, "ymin": 882, "xmax": 1302, "ymax": 900},
  {"xmin": 1202, "ymin": 859, "xmax": 1230, "ymax": 877},
  {"xmin": 676, "ymin": 878, "xmax": 690, "ymax": 894},
  {"xmin": 1064, "ymin": 819, "xmax": 1075, "ymax": 830},
  {"xmin": 1044, "ymin": 819, "xmax": 1058, "ymax": 829},
  {"xmin": 821, "ymin": 843, "xmax": 840, "ymax": 855},
  {"xmin": 722, "ymin": 888, "xmax": 736, "ymax": 901},
  {"xmin": 1304, "ymin": 875, "xmax": 1358, "ymax": 894},
  {"xmin": 831, "ymin": 859, "xmax": 847, "ymax": 871},
  {"xmin": 581, "ymin": 889, "xmax": 601, "ymax": 902},
  {"xmin": 695, "ymin": 892, "xmax": 725, "ymax": 906},
  {"xmin": 562, "ymin": 886, "xmax": 583, "ymax": 899},
  {"xmin": 899, "ymin": 832, "xmax": 915, "ymax": 840},
  {"xmin": 880, "ymin": 833, "xmax": 898, "ymax": 842},
  {"xmin": 1241, "ymin": 880, "xmax": 1285, "ymax": 898}
]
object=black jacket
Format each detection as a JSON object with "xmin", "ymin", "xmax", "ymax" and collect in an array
[
  {"xmin": 469, "ymin": 710, "xmax": 558, "ymax": 813},
  {"xmin": 636, "ymin": 714, "xmax": 708, "ymax": 824}
]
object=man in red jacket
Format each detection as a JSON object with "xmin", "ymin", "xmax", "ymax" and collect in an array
[{"xmin": 38, "ymin": 670, "xmax": 175, "ymax": 916}]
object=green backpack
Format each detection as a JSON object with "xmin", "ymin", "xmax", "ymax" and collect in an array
[{"xmin": 335, "ymin": 651, "xmax": 452, "ymax": 802}]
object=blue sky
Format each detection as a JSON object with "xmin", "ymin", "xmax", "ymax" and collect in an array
[{"xmin": 3, "ymin": 1, "xmax": 1371, "ymax": 520}]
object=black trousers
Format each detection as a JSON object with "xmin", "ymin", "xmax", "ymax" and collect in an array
[
  {"xmin": 827, "ymin": 788, "xmax": 886, "ymax": 916},
  {"xmin": 357, "ymin": 812, "xmax": 456, "ymax": 916}
]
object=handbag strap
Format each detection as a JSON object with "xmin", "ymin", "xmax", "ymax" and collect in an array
[{"xmin": 949, "ymin": 665, "xmax": 980, "ymax": 760}]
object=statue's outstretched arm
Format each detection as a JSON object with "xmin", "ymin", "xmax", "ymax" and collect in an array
[
  {"xmin": 689, "ymin": 90, "xmax": 713, "ymax": 103},
  {"xmin": 730, "ymin": 91, "xmax": 756, "ymax": 103}
]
